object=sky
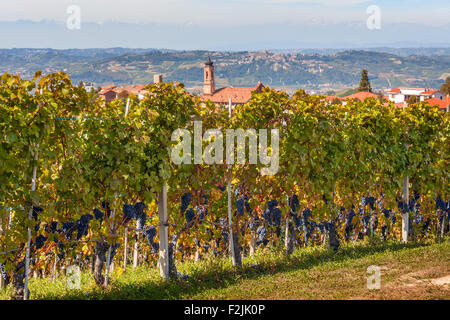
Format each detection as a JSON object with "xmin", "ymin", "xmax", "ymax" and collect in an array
[
  {"xmin": 1, "ymin": 0, "xmax": 449, "ymax": 26},
  {"xmin": 0, "ymin": 0, "xmax": 449, "ymax": 49}
]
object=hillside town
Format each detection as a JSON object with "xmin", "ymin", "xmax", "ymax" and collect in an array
[{"xmin": 96, "ymin": 57, "xmax": 450, "ymax": 112}]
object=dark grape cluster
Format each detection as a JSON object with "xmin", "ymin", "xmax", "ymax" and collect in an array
[
  {"xmin": 185, "ymin": 208, "xmax": 196, "ymax": 226},
  {"xmin": 262, "ymin": 199, "xmax": 279, "ymax": 226},
  {"xmin": 289, "ymin": 194, "xmax": 300, "ymax": 213},
  {"xmin": 93, "ymin": 208, "xmax": 104, "ymax": 221},
  {"xmin": 134, "ymin": 202, "xmax": 147, "ymax": 230},
  {"xmin": 31, "ymin": 206, "xmax": 43, "ymax": 232},
  {"xmin": 260, "ymin": 199, "xmax": 282, "ymax": 236},
  {"xmin": 180, "ymin": 192, "xmax": 192, "ymax": 214},
  {"xmin": 123, "ymin": 204, "xmax": 137, "ymax": 224},
  {"xmin": 144, "ymin": 226, "xmax": 157, "ymax": 244},
  {"xmin": 144, "ymin": 226, "xmax": 159, "ymax": 254},
  {"xmin": 122, "ymin": 201, "xmax": 148, "ymax": 228},
  {"xmin": 345, "ymin": 208, "xmax": 356, "ymax": 241},
  {"xmin": 61, "ymin": 222, "xmax": 75, "ymax": 240},
  {"xmin": 34, "ymin": 235, "xmax": 47, "ymax": 250},
  {"xmin": 361, "ymin": 196, "xmax": 375, "ymax": 211},
  {"xmin": 256, "ymin": 225, "xmax": 268, "ymax": 246},
  {"xmin": 292, "ymin": 214, "xmax": 303, "ymax": 230},
  {"xmin": 302, "ymin": 208, "xmax": 312, "ymax": 222},
  {"xmin": 306, "ymin": 220, "xmax": 316, "ymax": 242},
  {"xmin": 76, "ymin": 214, "xmax": 93, "ymax": 240},
  {"xmin": 391, "ymin": 212, "xmax": 396, "ymax": 224},
  {"xmin": 236, "ymin": 198, "xmax": 244, "ymax": 216},
  {"xmin": 32, "ymin": 206, "xmax": 42, "ymax": 221},
  {"xmin": 397, "ymin": 200, "xmax": 410, "ymax": 214},
  {"xmin": 57, "ymin": 241, "xmax": 65, "ymax": 261},
  {"xmin": 102, "ymin": 201, "xmax": 112, "ymax": 217},
  {"xmin": 92, "ymin": 201, "xmax": 111, "ymax": 223},
  {"xmin": 151, "ymin": 242, "xmax": 160, "ymax": 253},
  {"xmin": 44, "ymin": 221, "xmax": 59, "ymax": 234},
  {"xmin": 234, "ymin": 190, "xmax": 252, "ymax": 217}
]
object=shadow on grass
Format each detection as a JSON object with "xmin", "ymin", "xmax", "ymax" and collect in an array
[{"xmin": 42, "ymin": 240, "xmax": 432, "ymax": 300}]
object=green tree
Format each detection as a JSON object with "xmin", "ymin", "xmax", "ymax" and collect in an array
[
  {"xmin": 440, "ymin": 77, "xmax": 450, "ymax": 95},
  {"xmin": 331, "ymin": 97, "xmax": 342, "ymax": 105},
  {"xmin": 358, "ymin": 69, "xmax": 372, "ymax": 92},
  {"xmin": 407, "ymin": 95, "xmax": 419, "ymax": 105}
]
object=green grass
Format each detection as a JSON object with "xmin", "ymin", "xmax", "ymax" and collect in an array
[{"xmin": 1, "ymin": 238, "xmax": 449, "ymax": 300}]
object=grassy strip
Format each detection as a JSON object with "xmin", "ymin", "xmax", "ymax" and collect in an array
[{"xmin": 1, "ymin": 238, "xmax": 449, "ymax": 300}]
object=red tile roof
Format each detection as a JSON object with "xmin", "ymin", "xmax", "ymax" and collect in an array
[
  {"xmin": 344, "ymin": 91, "xmax": 378, "ymax": 101},
  {"xmin": 325, "ymin": 96, "xmax": 344, "ymax": 101},
  {"xmin": 202, "ymin": 82, "xmax": 264, "ymax": 104},
  {"xmin": 424, "ymin": 97, "xmax": 449, "ymax": 109},
  {"xmin": 112, "ymin": 87, "xmax": 124, "ymax": 93},
  {"xmin": 101, "ymin": 85, "xmax": 117, "ymax": 91},
  {"xmin": 419, "ymin": 90, "xmax": 438, "ymax": 95},
  {"xmin": 99, "ymin": 89, "xmax": 116, "ymax": 95},
  {"xmin": 99, "ymin": 84, "xmax": 148, "ymax": 100},
  {"xmin": 388, "ymin": 88, "xmax": 401, "ymax": 93}
]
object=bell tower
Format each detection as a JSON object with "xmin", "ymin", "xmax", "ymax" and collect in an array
[{"xmin": 203, "ymin": 56, "xmax": 215, "ymax": 96}]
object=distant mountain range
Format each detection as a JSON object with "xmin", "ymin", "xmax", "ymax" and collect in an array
[
  {"xmin": 0, "ymin": 48, "xmax": 449, "ymax": 93},
  {"xmin": 1, "ymin": 20, "xmax": 450, "ymax": 50}
]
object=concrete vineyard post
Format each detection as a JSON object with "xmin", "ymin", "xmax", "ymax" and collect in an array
[
  {"xmin": 369, "ymin": 192, "xmax": 373, "ymax": 237},
  {"xmin": 52, "ymin": 254, "xmax": 57, "ymax": 282},
  {"xmin": 24, "ymin": 144, "xmax": 39, "ymax": 300},
  {"xmin": 402, "ymin": 175, "xmax": 409, "ymax": 243},
  {"xmin": 133, "ymin": 220, "xmax": 139, "ymax": 269},
  {"xmin": 284, "ymin": 195, "xmax": 290, "ymax": 251},
  {"xmin": 158, "ymin": 185, "xmax": 169, "ymax": 279},
  {"xmin": 123, "ymin": 227, "xmax": 128, "ymax": 271},
  {"xmin": 122, "ymin": 99, "xmax": 131, "ymax": 272},
  {"xmin": 227, "ymin": 98, "xmax": 239, "ymax": 267},
  {"xmin": 249, "ymin": 231, "xmax": 256, "ymax": 257},
  {"xmin": 103, "ymin": 196, "xmax": 117, "ymax": 287}
]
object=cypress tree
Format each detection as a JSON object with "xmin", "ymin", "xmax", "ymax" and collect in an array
[{"xmin": 358, "ymin": 69, "xmax": 372, "ymax": 92}]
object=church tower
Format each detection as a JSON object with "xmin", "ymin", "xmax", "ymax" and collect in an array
[{"xmin": 203, "ymin": 56, "xmax": 215, "ymax": 96}]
